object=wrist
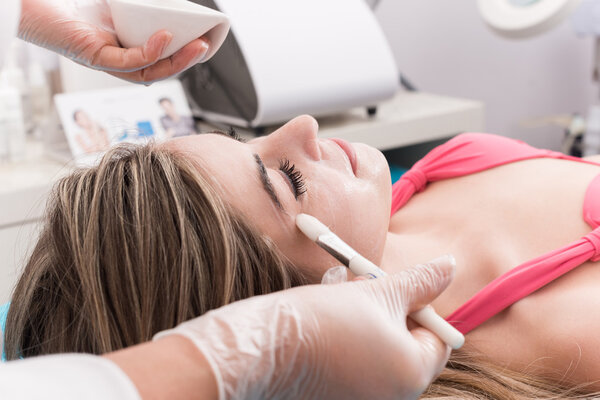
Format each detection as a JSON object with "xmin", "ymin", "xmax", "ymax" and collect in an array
[
  {"xmin": 105, "ymin": 335, "xmax": 218, "ymax": 400},
  {"xmin": 17, "ymin": 0, "xmax": 50, "ymax": 42}
]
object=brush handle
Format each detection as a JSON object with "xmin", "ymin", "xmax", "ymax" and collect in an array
[
  {"xmin": 348, "ymin": 255, "xmax": 464, "ymax": 350},
  {"xmin": 410, "ymin": 307, "xmax": 464, "ymax": 350},
  {"xmin": 349, "ymin": 254, "xmax": 386, "ymax": 279}
]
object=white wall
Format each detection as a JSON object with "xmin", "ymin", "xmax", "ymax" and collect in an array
[{"xmin": 374, "ymin": 1, "xmax": 597, "ymax": 150}]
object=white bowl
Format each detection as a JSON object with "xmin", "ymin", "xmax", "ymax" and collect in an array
[{"xmin": 109, "ymin": 0, "xmax": 230, "ymax": 61}]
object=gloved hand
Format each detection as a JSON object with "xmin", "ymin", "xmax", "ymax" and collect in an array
[
  {"xmin": 154, "ymin": 255, "xmax": 456, "ymax": 400},
  {"xmin": 19, "ymin": 0, "xmax": 209, "ymax": 83}
]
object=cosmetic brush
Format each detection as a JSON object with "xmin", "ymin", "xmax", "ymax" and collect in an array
[{"xmin": 296, "ymin": 213, "xmax": 465, "ymax": 350}]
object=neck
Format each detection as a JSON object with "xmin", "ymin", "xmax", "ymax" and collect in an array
[{"xmin": 380, "ymin": 231, "xmax": 413, "ymax": 274}]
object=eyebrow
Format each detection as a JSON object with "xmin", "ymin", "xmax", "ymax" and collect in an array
[
  {"xmin": 254, "ymin": 154, "xmax": 284, "ymax": 211},
  {"xmin": 211, "ymin": 130, "xmax": 285, "ymax": 211}
]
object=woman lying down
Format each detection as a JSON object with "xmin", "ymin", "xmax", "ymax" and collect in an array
[{"xmin": 4, "ymin": 115, "xmax": 600, "ymax": 398}]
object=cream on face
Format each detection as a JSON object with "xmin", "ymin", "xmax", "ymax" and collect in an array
[{"xmin": 165, "ymin": 115, "xmax": 392, "ymax": 280}]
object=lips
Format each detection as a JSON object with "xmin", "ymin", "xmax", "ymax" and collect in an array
[{"xmin": 330, "ymin": 138, "xmax": 357, "ymax": 176}]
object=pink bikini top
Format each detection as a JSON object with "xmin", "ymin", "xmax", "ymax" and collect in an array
[{"xmin": 391, "ymin": 133, "xmax": 600, "ymax": 334}]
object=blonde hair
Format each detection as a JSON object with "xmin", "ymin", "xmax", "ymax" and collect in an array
[
  {"xmin": 4, "ymin": 144, "xmax": 600, "ymax": 398},
  {"xmin": 4, "ymin": 143, "xmax": 307, "ymax": 359},
  {"xmin": 423, "ymin": 346, "xmax": 598, "ymax": 399}
]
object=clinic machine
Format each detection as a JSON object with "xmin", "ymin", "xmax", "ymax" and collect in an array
[{"xmin": 180, "ymin": 0, "xmax": 399, "ymax": 128}]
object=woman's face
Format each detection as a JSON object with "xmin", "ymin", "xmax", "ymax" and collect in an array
[
  {"xmin": 166, "ymin": 115, "xmax": 392, "ymax": 281},
  {"xmin": 74, "ymin": 111, "xmax": 92, "ymax": 129}
]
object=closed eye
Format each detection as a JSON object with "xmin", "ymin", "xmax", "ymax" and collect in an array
[{"xmin": 279, "ymin": 158, "xmax": 306, "ymax": 199}]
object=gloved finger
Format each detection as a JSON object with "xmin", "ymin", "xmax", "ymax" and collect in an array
[
  {"xmin": 357, "ymin": 255, "xmax": 455, "ymax": 319},
  {"xmin": 321, "ymin": 266, "xmax": 367, "ymax": 284},
  {"xmin": 90, "ymin": 30, "xmax": 173, "ymax": 73},
  {"xmin": 408, "ymin": 326, "xmax": 452, "ymax": 390},
  {"xmin": 401, "ymin": 255, "xmax": 456, "ymax": 314},
  {"xmin": 321, "ymin": 266, "xmax": 349, "ymax": 284},
  {"xmin": 108, "ymin": 38, "xmax": 209, "ymax": 84}
]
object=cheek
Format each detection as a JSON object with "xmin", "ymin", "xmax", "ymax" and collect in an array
[
  {"xmin": 279, "ymin": 237, "xmax": 344, "ymax": 283},
  {"xmin": 244, "ymin": 212, "xmax": 338, "ymax": 282},
  {"xmin": 303, "ymin": 170, "xmax": 391, "ymax": 266}
]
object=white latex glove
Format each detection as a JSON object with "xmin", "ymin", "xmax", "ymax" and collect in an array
[
  {"xmin": 18, "ymin": 0, "xmax": 209, "ymax": 83},
  {"xmin": 155, "ymin": 255, "xmax": 456, "ymax": 400}
]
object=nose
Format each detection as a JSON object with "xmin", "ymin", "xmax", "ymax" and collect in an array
[{"xmin": 261, "ymin": 115, "xmax": 321, "ymax": 161}]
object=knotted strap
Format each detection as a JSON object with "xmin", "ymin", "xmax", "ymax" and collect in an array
[
  {"xmin": 390, "ymin": 133, "xmax": 562, "ymax": 215},
  {"xmin": 584, "ymin": 229, "xmax": 600, "ymax": 262},
  {"xmin": 402, "ymin": 169, "xmax": 427, "ymax": 193}
]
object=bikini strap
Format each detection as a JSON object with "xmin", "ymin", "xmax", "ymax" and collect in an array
[
  {"xmin": 401, "ymin": 168, "xmax": 427, "ymax": 193},
  {"xmin": 584, "ymin": 229, "xmax": 600, "ymax": 262}
]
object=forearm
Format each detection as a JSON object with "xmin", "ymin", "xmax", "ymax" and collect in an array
[{"xmin": 105, "ymin": 335, "xmax": 219, "ymax": 400}]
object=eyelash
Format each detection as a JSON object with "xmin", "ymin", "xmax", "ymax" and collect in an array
[
  {"xmin": 226, "ymin": 127, "xmax": 245, "ymax": 142},
  {"xmin": 213, "ymin": 127, "xmax": 246, "ymax": 142},
  {"xmin": 279, "ymin": 158, "xmax": 307, "ymax": 199},
  {"xmin": 212, "ymin": 128, "xmax": 306, "ymax": 199}
]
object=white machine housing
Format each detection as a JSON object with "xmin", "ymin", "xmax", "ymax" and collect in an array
[{"xmin": 182, "ymin": 0, "xmax": 399, "ymax": 127}]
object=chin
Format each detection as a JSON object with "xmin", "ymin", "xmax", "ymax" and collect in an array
[
  {"xmin": 369, "ymin": 147, "xmax": 392, "ymax": 214},
  {"xmin": 356, "ymin": 144, "xmax": 390, "ymax": 180}
]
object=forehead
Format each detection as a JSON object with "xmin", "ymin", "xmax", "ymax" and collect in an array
[
  {"xmin": 165, "ymin": 133, "xmax": 253, "ymax": 192},
  {"xmin": 163, "ymin": 132, "xmax": 292, "ymax": 227},
  {"xmin": 167, "ymin": 133, "xmax": 236, "ymax": 157}
]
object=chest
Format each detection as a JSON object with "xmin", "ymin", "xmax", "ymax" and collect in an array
[
  {"xmin": 384, "ymin": 158, "xmax": 600, "ymax": 382},
  {"xmin": 385, "ymin": 158, "xmax": 600, "ymax": 314}
]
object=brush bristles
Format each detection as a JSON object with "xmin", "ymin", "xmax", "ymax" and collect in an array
[{"xmin": 295, "ymin": 213, "xmax": 330, "ymax": 241}]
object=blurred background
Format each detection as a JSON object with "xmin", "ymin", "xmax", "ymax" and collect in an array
[
  {"xmin": 376, "ymin": 0, "xmax": 594, "ymax": 150},
  {"xmin": 0, "ymin": 0, "xmax": 598, "ymax": 302}
]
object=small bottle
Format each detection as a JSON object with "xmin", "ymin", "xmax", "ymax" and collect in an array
[
  {"xmin": 0, "ymin": 82, "xmax": 23, "ymax": 162},
  {"xmin": 0, "ymin": 42, "xmax": 27, "ymax": 161},
  {"xmin": 28, "ymin": 62, "xmax": 52, "ymax": 139},
  {"xmin": 583, "ymin": 104, "xmax": 600, "ymax": 157}
]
